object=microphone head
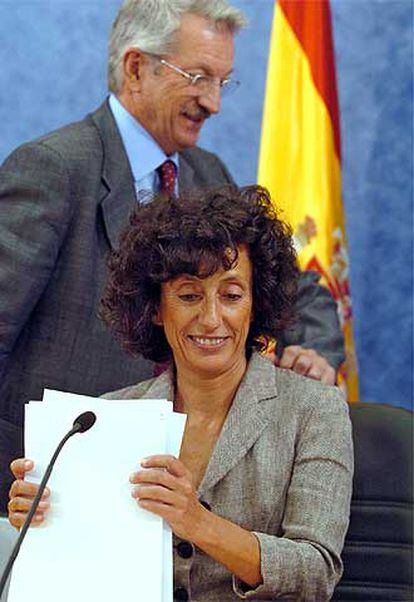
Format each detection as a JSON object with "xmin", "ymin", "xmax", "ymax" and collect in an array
[{"xmin": 73, "ymin": 411, "xmax": 97, "ymax": 433}]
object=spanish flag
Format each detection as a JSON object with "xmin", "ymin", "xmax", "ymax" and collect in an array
[{"xmin": 258, "ymin": 0, "xmax": 359, "ymax": 400}]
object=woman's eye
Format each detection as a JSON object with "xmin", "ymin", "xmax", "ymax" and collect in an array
[
  {"xmin": 178, "ymin": 294, "xmax": 199, "ymax": 302},
  {"xmin": 224, "ymin": 293, "xmax": 242, "ymax": 301}
]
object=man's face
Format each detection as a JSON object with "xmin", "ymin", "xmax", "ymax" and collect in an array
[{"xmin": 123, "ymin": 13, "xmax": 235, "ymax": 155}]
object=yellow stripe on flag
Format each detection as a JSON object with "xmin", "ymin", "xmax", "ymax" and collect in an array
[
  {"xmin": 258, "ymin": 2, "xmax": 359, "ymax": 400},
  {"xmin": 259, "ymin": 5, "xmax": 343, "ymax": 269}
]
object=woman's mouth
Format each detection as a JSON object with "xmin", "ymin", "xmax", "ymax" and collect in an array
[{"xmin": 188, "ymin": 335, "xmax": 228, "ymax": 348}]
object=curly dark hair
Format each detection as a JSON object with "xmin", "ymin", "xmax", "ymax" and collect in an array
[{"xmin": 100, "ymin": 185, "xmax": 299, "ymax": 362}]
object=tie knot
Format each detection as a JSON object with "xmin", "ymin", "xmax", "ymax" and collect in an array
[{"xmin": 158, "ymin": 160, "xmax": 177, "ymax": 195}]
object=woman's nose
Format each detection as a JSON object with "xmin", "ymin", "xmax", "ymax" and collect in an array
[{"xmin": 198, "ymin": 298, "xmax": 221, "ymax": 329}]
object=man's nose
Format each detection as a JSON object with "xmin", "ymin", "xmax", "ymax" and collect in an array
[
  {"xmin": 199, "ymin": 83, "xmax": 221, "ymax": 115},
  {"xmin": 198, "ymin": 298, "xmax": 221, "ymax": 329}
]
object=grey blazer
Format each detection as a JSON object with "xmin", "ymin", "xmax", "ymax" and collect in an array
[
  {"xmin": 105, "ymin": 353, "xmax": 354, "ymax": 601},
  {"xmin": 0, "ymin": 100, "xmax": 234, "ymax": 510}
]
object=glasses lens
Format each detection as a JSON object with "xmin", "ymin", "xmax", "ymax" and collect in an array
[
  {"xmin": 221, "ymin": 79, "xmax": 240, "ymax": 97},
  {"xmin": 192, "ymin": 76, "xmax": 240, "ymax": 97}
]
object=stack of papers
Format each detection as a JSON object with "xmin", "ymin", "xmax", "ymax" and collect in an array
[{"xmin": 8, "ymin": 389, "xmax": 186, "ymax": 602}]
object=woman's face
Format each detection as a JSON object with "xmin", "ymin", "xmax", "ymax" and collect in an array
[{"xmin": 154, "ymin": 246, "xmax": 253, "ymax": 378}]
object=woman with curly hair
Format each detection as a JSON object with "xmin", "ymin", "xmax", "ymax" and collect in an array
[{"xmin": 9, "ymin": 185, "xmax": 352, "ymax": 601}]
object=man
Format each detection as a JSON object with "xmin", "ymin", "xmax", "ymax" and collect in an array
[{"xmin": 0, "ymin": 0, "xmax": 343, "ymax": 513}]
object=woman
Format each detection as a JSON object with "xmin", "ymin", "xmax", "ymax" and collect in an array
[{"xmin": 9, "ymin": 186, "xmax": 353, "ymax": 601}]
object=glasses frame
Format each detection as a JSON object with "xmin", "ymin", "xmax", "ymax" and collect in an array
[{"xmin": 151, "ymin": 55, "xmax": 240, "ymax": 96}]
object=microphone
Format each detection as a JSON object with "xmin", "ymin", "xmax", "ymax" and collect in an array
[
  {"xmin": 73, "ymin": 411, "xmax": 96, "ymax": 433},
  {"xmin": 0, "ymin": 411, "xmax": 97, "ymax": 597}
]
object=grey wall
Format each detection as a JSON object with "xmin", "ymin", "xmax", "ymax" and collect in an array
[{"xmin": 0, "ymin": 0, "xmax": 412, "ymax": 409}]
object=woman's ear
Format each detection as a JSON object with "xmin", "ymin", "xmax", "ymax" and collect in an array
[{"xmin": 152, "ymin": 307, "xmax": 163, "ymax": 327}]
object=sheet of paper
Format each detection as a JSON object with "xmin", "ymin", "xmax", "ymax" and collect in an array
[
  {"xmin": 163, "ymin": 411, "xmax": 187, "ymax": 602},
  {"xmin": 8, "ymin": 390, "xmax": 186, "ymax": 602}
]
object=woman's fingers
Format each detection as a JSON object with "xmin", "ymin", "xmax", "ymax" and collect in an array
[
  {"xmin": 8, "ymin": 495, "xmax": 50, "ymax": 514},
  {"xmin": 9, "ymin": 510, "xmax": 45, "ymax": 529},
  {"xmin": 129, "ymin": 456, "xmax": 193, "ymax": 503},
  {"xmin": 129, "ymin": 467, "xmax": 179, "ymax": 490},
  {"xmin": 139, "ymin": 455, "xmax": 189, "ymax": 478},
  {"xmin": 8, "ymin": 459, "xmax": 51, "ymax": 529},
  {"xmin": 131, "ymin": 484, "xmax": 178, "ymax": 505},
  {"xmin": 8, "ymin": 493, "xmax": 50, "ymax": 529},
  {"xmin": 9, "ymin": 478, "xmax": 49, "ymax": 502},
  {"xmin": 10, "ymin": 458, "xmax": 34, "ymax": 479}
]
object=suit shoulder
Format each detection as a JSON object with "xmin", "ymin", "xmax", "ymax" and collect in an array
[
  {"xmin": 34, "ymin": 112, "xmax": 101, "ymax": 161},
  {"xmin": 181, "ymin": 145, "xmax": 221, "ymax": 162},
  {"xmin": 180, "ymin": 146, "xmax": 234, "ymax": 184},
  {"xmin": 2, "ymin": 110, "xmax": 102, "ymax": 172}
]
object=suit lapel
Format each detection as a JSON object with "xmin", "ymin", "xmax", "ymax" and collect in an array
[
  {"xmin": 178, "ymin": 151, "xmax": 197, "ymax": 192},
  {"xmin": 90, "ymin": 99, "xmax": 137, "ymax": 250},
  {"xmin": 198, "ymin": 353, "xmax": 278, "ymax": 497}
]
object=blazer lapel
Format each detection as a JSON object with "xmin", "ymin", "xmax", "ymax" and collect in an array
[
  {"xmin": 198, "ymin": 353, "xmax": 278, "ymax": 497},
  {"xmin": 90, "ymin": 99, "xmax": 137, "ymax": 250},
  {"xmin": 117, "ymin": 354, "xmax": 279, "ymax": 499}
]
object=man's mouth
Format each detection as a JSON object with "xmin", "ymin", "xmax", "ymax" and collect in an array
[{"xmin": 181, "ymin": 107, "xmax": 210, "ymax": 124}]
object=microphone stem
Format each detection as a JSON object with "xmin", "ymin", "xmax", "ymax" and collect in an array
[{"xmin": 0, "ymin": 423, "xmax": 81, "ymax": 597}]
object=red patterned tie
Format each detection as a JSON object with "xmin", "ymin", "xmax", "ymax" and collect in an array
[
  {"xmin": 153, "ymin": 160, "xmax": 176, "ymax": 376},
  {"xmin": 158, "ymin": 159, "xmax": 177, "ymax": 195}
]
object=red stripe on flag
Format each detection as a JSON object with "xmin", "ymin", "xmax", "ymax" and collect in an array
[{"xmin": 279, "ymin": 0, "xmax": 341, "ymax": 159}]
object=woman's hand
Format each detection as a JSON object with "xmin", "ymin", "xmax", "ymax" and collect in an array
[
  {"xmin": 129, "ymin": 455, "xmax": 206, "ymax": 541},
  {"xmin": 8, "ymin": 459, "xmax": 50, "ymax": 529}
]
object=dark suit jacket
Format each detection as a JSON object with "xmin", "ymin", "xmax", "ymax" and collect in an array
[
  {"xmin": 0, "ymin": 100, "xmax": 343, "ymax": 513},
  {"xmin": 0, "ymin": 100, "xmax": 235, "ymax": 511}
]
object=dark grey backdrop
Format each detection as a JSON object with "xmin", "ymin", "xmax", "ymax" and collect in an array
[{"xmin": 0, "ymin": 0, "xmax": 412, "ymax": 409}]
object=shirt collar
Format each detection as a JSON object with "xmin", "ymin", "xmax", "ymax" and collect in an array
[{"xmin": 109, "ymin": 94, "xmax": 178, "ymax": 183}]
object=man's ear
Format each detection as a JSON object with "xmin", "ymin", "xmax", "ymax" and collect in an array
[{"xmin": 123, "ymin": 48, "xmax": 144, "ymax": 91}]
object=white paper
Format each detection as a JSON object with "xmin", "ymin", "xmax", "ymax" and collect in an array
[{"xmin": 8, "ymin": 389, "xmax": 186, "ymax": 602}]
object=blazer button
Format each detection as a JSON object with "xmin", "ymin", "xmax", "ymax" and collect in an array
[
  {"xmin": 174, "ymin": 586, "xmax": 189, "ymax": 601},
  {"xmin": 200, "ymin": 500, "xmax": 211, "ymax": 511},
  {"xmin": 177, "ymin": 540, "xmax": 194, "ymax": 559}
]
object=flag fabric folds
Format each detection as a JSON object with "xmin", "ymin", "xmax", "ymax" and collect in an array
[{"xmin": 258, "ymin": 0, "xmax": 359, "ymax": 399}]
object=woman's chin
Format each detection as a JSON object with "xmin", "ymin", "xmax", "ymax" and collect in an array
[{"xmin": 181, "ymin": 351, "xmax": 245, "ymax": 379}]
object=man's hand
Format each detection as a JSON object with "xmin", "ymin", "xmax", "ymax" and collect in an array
[
  {"xmin": 278, "ymin": 345, "xmax": 336, "ymax": 385},
  {"xmin": 264, "ymin": 345, "xmax": 336, "ymax": 385}
]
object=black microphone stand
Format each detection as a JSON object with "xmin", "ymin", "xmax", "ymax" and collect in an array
[{"xmin": 0, "ymin": 412, "xmax": 96, "ymax": 598}]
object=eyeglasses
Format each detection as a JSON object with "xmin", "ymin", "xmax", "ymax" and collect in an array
[{"xmin": 152, "ymin": 56, "xmax": 240, "ymax": 97}]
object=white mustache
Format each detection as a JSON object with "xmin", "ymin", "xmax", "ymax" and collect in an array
[{"xmin": 182, "ymin": 107, "xmax": 211, "ymax": 121}]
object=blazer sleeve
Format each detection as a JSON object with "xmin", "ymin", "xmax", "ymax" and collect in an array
[
  {"xmin": 0, "ymin": 141, "xmax": 73, "ymax": 379},
  {"xmin": 233, "ymin": 387, "xmax": 353, "ymax": 601},
  {"xmin": 277, "ymin": 270, "xmax": 345, "ymax": 370}
]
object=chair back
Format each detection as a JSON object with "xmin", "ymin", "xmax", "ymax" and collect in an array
[{"xmin": 333, "ymin": 402, "xmax": 413, "ymax": 600}]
